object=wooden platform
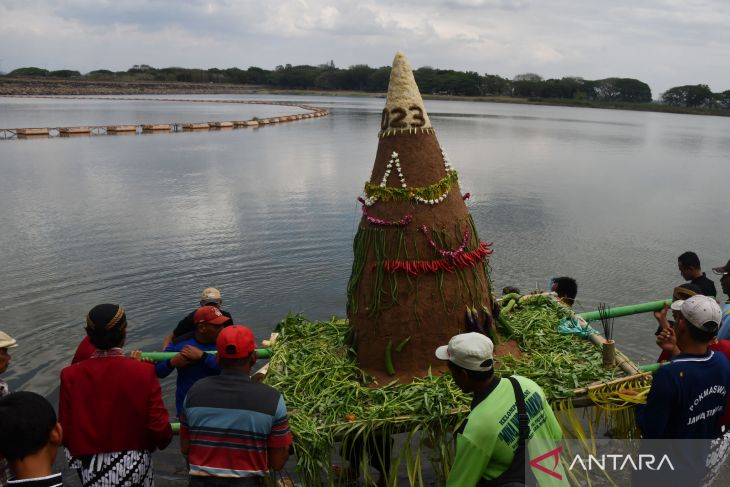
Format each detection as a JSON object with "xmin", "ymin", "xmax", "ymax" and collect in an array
[
  {"xmin": 16, "ymin": 128, "xmax": 49, "ymax": 135},
  {"xmin": 107, "ymin": 125, "xmax": 137, "ymax": 133},
  {"xmin": 1, "ymin": 97, "xmax": 330, "ymax": 140},
  {"xmin": 182, "ymin": 123, "xmax": 210, "ymax": 130},
  {"xmin": 59, "ymin": 127, "xmax": 91, "ymax": 135},
  {"xmin": 142, "ymin": 124, "xmax": 171, "ymax": 132}
]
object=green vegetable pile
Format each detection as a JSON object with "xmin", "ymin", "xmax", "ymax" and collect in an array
[
  {"xmin": 265, "ymin": 313, "xmax": 470, "ymax": 485},
  {"xmin": 496, "ymin": 294, "xmax": 620, "ymax": 399},
  {"xmin": 265, "ymin": 302, "xmax": 623, "ymax": 483}
]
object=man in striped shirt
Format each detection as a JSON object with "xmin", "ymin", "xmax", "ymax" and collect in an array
[{"xmin": 180, "ymin": 325, "xmax": 292, "ymax": 486}]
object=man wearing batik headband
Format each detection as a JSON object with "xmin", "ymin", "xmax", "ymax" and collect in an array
[
  {"xmin": 435, "ymin": 333, "xmax": 566, "ymax": 486},
  {"xmin": 59, "ymin": 304, "xmax": 172, "ymax": 487}
]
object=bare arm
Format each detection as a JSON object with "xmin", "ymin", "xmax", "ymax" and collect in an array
[{"xmin": 267, "ymin": 446, "xmax": 290, "ymax": 470}]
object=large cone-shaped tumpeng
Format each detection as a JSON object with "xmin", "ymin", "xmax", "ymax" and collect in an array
[{"xmin": 347, "ymin": 52, "xmax": 494, "ymax": 381}]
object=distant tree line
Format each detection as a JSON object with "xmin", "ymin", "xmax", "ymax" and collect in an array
[{"xmin": 4, "ymin": 63, "xmax": 729, "ymax": 109}]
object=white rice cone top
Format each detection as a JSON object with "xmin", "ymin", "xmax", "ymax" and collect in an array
[{"xmin": 383, "ymin": 51, "xmax": 432, "ymax": 130}]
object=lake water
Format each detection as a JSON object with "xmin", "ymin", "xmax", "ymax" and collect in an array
[{"xmin": 1, "ymin": 94, "xmax": 729, "ymax": 398}]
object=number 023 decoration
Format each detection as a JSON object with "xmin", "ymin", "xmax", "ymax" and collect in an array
[{"xmin": 379, "ymin": 105, "xmax": 435, "ymax": 138}]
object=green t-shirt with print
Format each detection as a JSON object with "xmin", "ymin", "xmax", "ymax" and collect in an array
[{"xmin": 446, "ymin": 375, "xmax": 568, "ymax": 487}]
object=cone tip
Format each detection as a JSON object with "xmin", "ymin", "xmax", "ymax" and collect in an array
[{"xmin": 382, "ymin": 51, "xmax": 432, "ymax": 133}]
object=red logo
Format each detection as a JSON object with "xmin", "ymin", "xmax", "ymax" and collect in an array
[{"xmin": 530, "ymin": 446, "xmax": 563, "ymax": 480}]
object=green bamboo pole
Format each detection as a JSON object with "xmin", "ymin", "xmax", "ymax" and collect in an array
[
  {"xmin": 577, "ymin": 299, "xmax": 671, "ymax": 323},
  {"xmin": 639, "ymin": 362, "xmax": 664, "ymax": 373},
  {"xmin": 138, "ymin": 348, "xmax": 271, "ymax": 361}
]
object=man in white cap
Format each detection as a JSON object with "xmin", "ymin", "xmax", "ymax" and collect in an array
[
  {"xmin": 162, "ymin": 287, "xmax": 233, "ymax": 349},
  {"xmin": 636, "ymin": 295, "xmax": 730, "ymax": 486},
  {"xmin": 435, "ymin": 333, "xmax": 566, "ymax": 486}
]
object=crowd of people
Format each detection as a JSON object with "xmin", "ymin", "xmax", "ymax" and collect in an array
[
  {"xmin": 0, "ymin": 288, "xmax": 292, "ymax": 487},
  {"xmin": 0, "ymin": 253, "xmax": 729, "ymax": 486}
]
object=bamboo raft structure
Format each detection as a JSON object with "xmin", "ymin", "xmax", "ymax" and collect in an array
[
  {"xmin": 0, "ymin": 96, "xmax": 329, "ymax": 140},
  {"xmin": 138, "ymin": 297, "xmax": 667, "ymax": 485}
]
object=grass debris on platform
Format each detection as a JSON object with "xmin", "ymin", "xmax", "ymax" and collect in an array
[
  {"xmin": 265, "ymin": 303, "xmax": 642, "ymax": 485},
  {"xmin": 495, "ymin": 294, "xmax": 620, "ymax": 399},
  {"xmin": 265, "ymin": 313, "xmax": 470, "ymax": 485}
]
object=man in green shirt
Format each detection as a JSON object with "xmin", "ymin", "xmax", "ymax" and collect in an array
[{"xmin": 436, "ymin": 332, "xmax": 568, "ymax": 486}]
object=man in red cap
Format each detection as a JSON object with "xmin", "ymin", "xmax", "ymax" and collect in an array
[
  {"xmin": 155, "ymin": 305, "xmax": 228, "ymax": 416},
  {"xmin": 180, "ymin": 325, "xmax": 292, "ymax": 486},
  {"xmin": 161, "ymin": 287, "xmax": 233, "ymax": 349}
]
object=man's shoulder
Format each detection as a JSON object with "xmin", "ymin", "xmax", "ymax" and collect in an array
[{"xmin": 171, "ymin": 331, "xmax": 196, "ymax": 346}]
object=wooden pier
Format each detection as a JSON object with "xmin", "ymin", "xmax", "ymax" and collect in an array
[{"xmin": 0, "ymin": 96, "xmax": 329, "ymax": 140}]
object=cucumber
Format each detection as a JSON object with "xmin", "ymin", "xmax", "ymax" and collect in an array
[
  {"xmin": 395, "ymin": 336, "xmax": 411, "ymax": 353},
  {"xmin": 384, "ymin": 340, "xmax": 396, "ymax": 376},
  {"xmin": 502, "ymin": 299, "xmax": 517, "ymax": 314}
]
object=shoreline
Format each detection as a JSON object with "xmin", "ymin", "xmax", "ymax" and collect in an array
[{"xmin": 2, "ymin": 77, "xmax": 728, "ymax": 117}]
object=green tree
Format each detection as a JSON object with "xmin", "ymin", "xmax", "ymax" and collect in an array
[
  {"xmin": 49, "ymin": 69, "xmax": 81, "ymax": 78},
  {"xmin": 662, "ymin": 84, "xmax": 713, "ymax": 108},
  {"xmin": 481, "ymin": 74, "xmax": 511, "ymax": 96},
  {"xmin": 9, "ymin": 67, "xmax": 49, "ymax": 77},
  {"xmin": 367, "ymin": 67, "xmax": 391, "ymax": 92}
]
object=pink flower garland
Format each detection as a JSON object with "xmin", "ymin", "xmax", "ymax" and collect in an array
[
  {"xmin": 358, "ymin": 197, "xmax": 413, "ymax": 227},
  {"xmin": 419, "ymin": 224, "xmax": 470, "ymax": 258}
]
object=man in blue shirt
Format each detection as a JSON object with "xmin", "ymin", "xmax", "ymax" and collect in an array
[
  {"xmin": 155, "ymin": 305, "xmax": 228, "ymax": 416},
  {"xmin": 712, "ymin": 259, "xmax": 730, "ymax": 341},
  {"xmin": 636, "ymin": 295, "xmax": 729, "ymax": 486}
]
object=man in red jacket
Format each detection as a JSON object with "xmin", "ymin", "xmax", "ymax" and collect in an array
[{"xmin": 59, "ymin": 304, "xmax": 172, "ymax": 487}]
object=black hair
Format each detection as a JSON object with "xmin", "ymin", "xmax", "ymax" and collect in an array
[
  {"xmin": 678, "ymin": 251, "xmax": 701, "ymax": 270},
  {"xmin": 447, "ymin": 360, "xmax": 495, "ymax": 382},
  {"xmin": 219, "ymin": 355, "xmax": 254, "ymax": 369},
  {"xmin": 86, "ymin": 303, "xmax": 127, "ymax": 350},
  {"xmin": 0, "ymin": 391, "xmax": 57, "ymax": 461},
  {"xmin": 502, "ymin": 286, "xmax": 521, "ymax": 296},
  {"xmin": 553, "ymin": 277, "xmax": 578, "ymax": 305},
  {"xmin": 686, "ymin": 322, "xmax": 716, "ymax": 343}
]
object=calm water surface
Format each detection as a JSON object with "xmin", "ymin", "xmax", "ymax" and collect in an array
[{"xmin": 1, "ymin": 94, "xmax": 729, "ymax": 397}]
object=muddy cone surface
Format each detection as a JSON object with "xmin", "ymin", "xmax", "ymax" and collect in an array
[{"xmin": 347, "ymin": 52, "xmax": 495, "ymax": 382}]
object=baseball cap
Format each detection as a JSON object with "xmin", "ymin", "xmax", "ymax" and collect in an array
[
  {"xmin": 193, "ymin": 305, "xmax": 229, "ymax": 326},
  {"xmin": 0, "ymin": 331, "xmax": 18, "ymax": 349},
  {"xmin": 712, "ymin": 259, "xmax": 730, "ymax": 276},
  {"xmin": 435, "ymin": 332, "xmax": 494, "ymax": 372},
  {"xmin": 670, "ymin": 295, "xmax": 722, "ymax": 332},
  {"xmin": 200, "ymin": 287, "xmax": 222, "ymax": 304},
  {"xmin": 217, "ymin": 325, "xmax": 255, "ymax": 358}
]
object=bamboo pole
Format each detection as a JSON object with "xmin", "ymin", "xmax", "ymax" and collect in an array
[
  {"xmin": 138, "ymin": 348, "xmax": 271, "ymax": 361},
  {"xmin": 578, "ymin": 299, "xmax": 671, "ymax": 323}
]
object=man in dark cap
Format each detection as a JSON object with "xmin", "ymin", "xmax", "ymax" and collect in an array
[
  {"xmin": 155, "ymin": 305, "xmax": 227, "ymax": 416},
  {"xmin": 59, "ymin": 304, "xmax": 172, "ymax": 487}
]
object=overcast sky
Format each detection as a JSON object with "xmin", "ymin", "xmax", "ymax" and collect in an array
[{"xmin": 1, "ymin": 0, "xmax": 728, "ymax": 97}]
